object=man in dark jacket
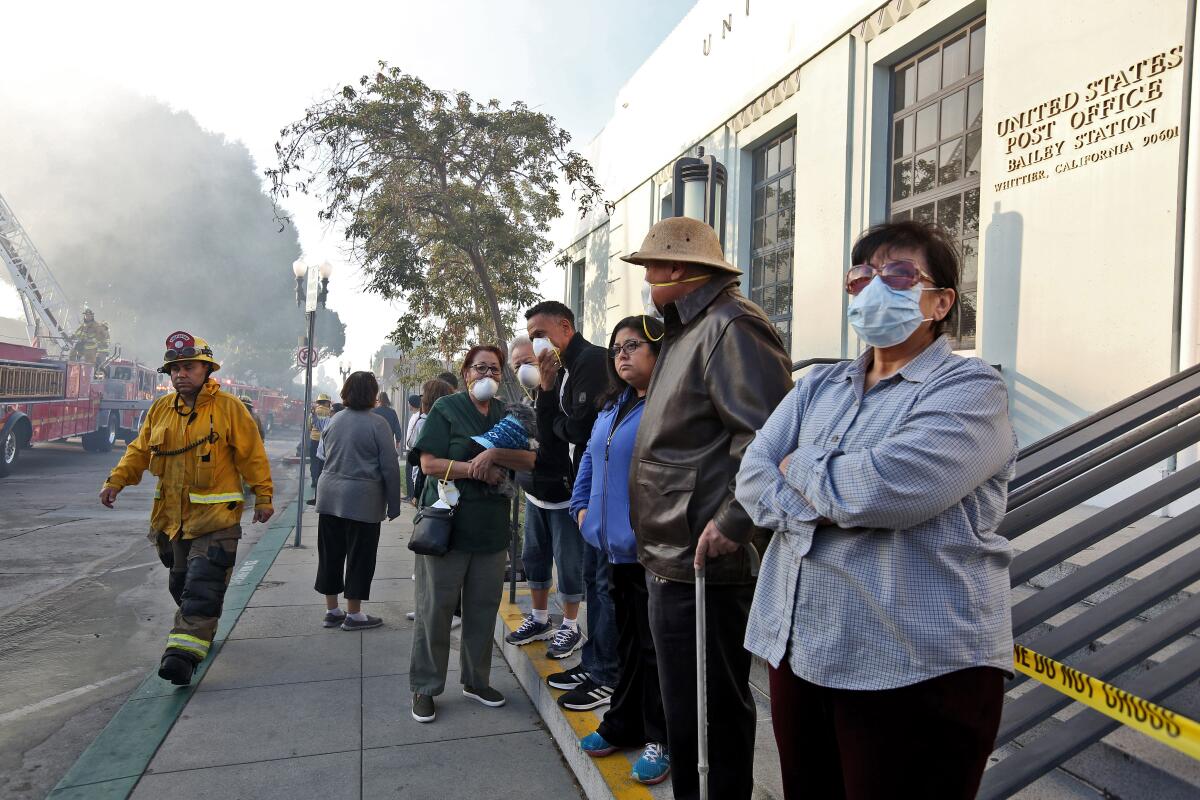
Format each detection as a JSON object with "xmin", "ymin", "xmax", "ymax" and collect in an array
[
  {"xmin": 503, "ymin": 336, "xmax": 586, "ymax": 660},
  {"xmin": 624, "ymin": 216, "xmax": 793, "ymax": 800},
  {"xmin": 525, "ymin": 300, "xmax": 620, "ymax": 711}
]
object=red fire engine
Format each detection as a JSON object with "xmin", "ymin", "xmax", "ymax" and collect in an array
[
  {"xmin": 0, "ymin": 342, "xmax": 153, "ymax": 476},
  {"xmin": 216, "ymin": 377, "xmax": 288, "ymax": 435}
]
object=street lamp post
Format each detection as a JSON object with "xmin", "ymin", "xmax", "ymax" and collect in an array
[
  {"xmin": 292, "ymin": 258, "xmax": 332, "ymax": 547},
  {"xmin": 338, "ymin": 361, "xmax": 351, "ymax": 383}
]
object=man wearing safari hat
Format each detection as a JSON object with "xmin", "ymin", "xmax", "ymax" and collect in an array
[
  {"xmin": 623, "ymin": 217, "xmax": 792, "ymax": 800},
  {"xmin": 99, "ymin": 331, "xmax": 274, "ymax": 686}
]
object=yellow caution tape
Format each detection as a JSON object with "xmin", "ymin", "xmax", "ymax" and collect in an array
[{"xmin": 1013, "ymin": 644, "xmax": 1200, "ymax": 760}]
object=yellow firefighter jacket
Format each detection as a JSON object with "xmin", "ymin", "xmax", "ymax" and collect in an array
[{"xmin": 104, "ymin": 379, "xmax": 273, "ymax": 539}]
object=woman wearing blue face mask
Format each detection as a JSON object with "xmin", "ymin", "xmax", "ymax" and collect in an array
[{"xmin": 735, "ymin": 220, "xmax": 1018, "ymax": 800}]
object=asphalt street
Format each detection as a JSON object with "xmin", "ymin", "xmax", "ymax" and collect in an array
[{"xmin": 0, "ymin": 431, "xmax": 300, "ymax": 800}]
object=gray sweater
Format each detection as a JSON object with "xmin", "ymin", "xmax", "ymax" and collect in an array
[{"xmin": 315, "ymin": 409, "xmax": 403, "ymax": 523}]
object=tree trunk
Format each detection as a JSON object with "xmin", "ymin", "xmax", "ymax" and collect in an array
[
  {"xmin": 466, "ymin": 248, "xmax": 509, "ymax": 355},
  {"xmin": 466, "ymin": 247, "xmax": 521, "ymax": 404}
]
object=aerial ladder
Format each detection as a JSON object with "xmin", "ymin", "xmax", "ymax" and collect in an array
[{"xmin": 0, "ymin": 189, "xmax": 80, "ymax": 357}]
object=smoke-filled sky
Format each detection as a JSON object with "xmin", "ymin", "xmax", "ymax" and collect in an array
[{"xmin": 0, "ymin": 0, "xmax": 694, "ymax": 370}]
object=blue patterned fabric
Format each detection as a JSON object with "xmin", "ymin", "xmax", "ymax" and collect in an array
[
  {"xmin": 736, "ymin": 336, "xmax": 1018, "ymax": 690},
  {"xmin": 471, "ymin": 413, "xmax": 531, "ymax": 450}
]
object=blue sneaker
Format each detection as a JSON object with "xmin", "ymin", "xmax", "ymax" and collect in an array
[
  {"xmin": 579, "ymin": 731, "xmax": 618, "ymax": 757},
  {"xmin": 505, "ymin": 614, "xmax": 554, "ymax": 645},
  {"xmin": 632, "ymin": 742, "xmax": 670, "ymax": 785},
  {"xmin": 545, "ymin": 624, "xmax": 584, "ymax": 659}
]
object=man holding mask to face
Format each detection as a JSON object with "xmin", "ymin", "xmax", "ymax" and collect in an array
[
  {"xmin": 524, "ymin": 300, "xmax": 619, "ymax": 711},
  {"xmin": 503, "ymin": 335, "xmax": 586, "ymax": 664}
]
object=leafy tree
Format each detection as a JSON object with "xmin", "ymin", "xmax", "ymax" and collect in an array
[{"xmin": 267, "ymin": 63, "xmax": 609, "ymax": 358}]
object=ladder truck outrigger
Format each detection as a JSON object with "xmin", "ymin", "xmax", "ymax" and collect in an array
[{"xmin": 0, "ymin": 189, "xmax": 155, "ymax": 477}]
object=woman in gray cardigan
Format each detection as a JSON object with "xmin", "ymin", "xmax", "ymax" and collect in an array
[{"xmin": 315, "ymin": 371, "xmax": 403, "ymax": 631}]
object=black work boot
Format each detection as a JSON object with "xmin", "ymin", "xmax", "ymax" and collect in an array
[{"xmin": 158, "ymin": 654, "xmax": 196, "ymax": 686}]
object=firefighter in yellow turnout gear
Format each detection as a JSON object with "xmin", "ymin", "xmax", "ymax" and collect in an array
[
  {"xmin": 99, "ymin": 332, "xmax": 273, "ymax": 686},
  {"xmin": 71, "ymin": 307, "xmax": 111, "ymax": 368}
]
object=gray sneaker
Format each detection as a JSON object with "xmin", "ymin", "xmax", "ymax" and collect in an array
[
  {"xmin": 322, "ymin": 610, "xmax": 346, "ymax": 628},
  {"xmin": 545, "ymin": 624, "xmax": 584, "ymax": 659},
  {"xmin": 504, "ymin": 614, "xmax": 553, "ymax": 645},
  {"xmin": 412, "ymin": 693, "xmax": 436, "ymax": 723},
  {"xmin": 463, "ymin": 685, "xmax": 506, "ymax": 707},
  {"xmin": 340, "ymin": 614, "xmax": 383, "ymax": 631}
]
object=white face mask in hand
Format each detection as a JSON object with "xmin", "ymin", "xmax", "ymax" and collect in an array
[
  {"xmin": 470, "ymin": 377, "xmax": 498, "ymax": 402},
  {"xmin": 435, "ymin": 479, "xmax": 460, "ymax": 508},
  {"xmin": 516, "ymin": 363, "xmax": 541, "ymax": 389},
  {"xmin": 531, "ymin": 337, "xmax": 552, "ymax": 357}
]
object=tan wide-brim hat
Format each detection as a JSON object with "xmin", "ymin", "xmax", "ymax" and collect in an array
[{"xmin": 620, "ymin": 217, "xmax": 741, "ymax": 275}]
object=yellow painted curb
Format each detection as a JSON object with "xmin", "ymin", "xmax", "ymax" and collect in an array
[{"xmin": 499, "ymin": 597, "xmax": 657, "ymax": 800}]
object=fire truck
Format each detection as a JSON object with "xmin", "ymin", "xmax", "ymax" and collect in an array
[
  {"xmin": 0, "ymin": 342, "xmax": 154, "ymax": 476},
  {"xmin": 216, "ymin": 377, "xmax": 288, "ymax": 435}
]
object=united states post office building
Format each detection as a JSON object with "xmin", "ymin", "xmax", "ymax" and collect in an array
[{"xmin": 554, "ymin": 0, "xmax": 1198, "ymax": 471}]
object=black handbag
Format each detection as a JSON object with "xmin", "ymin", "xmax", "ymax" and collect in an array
[
  {"xmin": 408, "ymin": 462, "xmax": 456, "ymax": 557},
  {"xmin": 409, "ymin": 503, "xmax": 454, "ymax": 556}
]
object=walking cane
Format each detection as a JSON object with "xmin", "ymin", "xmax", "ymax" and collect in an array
[
  {"xmin": 696, "ymin": 560, "xmax": 710, "ymax": 800},
  {"xmin": 696, "ymin": 542, "xmax": 761, "ymax": 800}
]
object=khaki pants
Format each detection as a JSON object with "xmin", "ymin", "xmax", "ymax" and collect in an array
[
  {"xmin": 152, "ymin": 525, "xmax": 241, "ymax": 663},
  {"xmin": 409, "ymin": 549, "xmax": 506, "ymax": 695}
]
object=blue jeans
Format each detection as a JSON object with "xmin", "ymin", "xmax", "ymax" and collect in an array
[
  {"xmin": 580, "ymin": 541, "xmax": 619, "ymax": 686},
  {"xmin": 522, "ymin": 501, "xmax": 585, "ymax": 604}
]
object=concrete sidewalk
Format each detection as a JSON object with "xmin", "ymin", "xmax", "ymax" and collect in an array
[{"xmin": 56, "ymin": 502, "xmax": 581, "ymax": 799}]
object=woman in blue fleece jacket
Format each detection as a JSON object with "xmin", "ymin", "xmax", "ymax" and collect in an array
[{"xmin": 571, "ymin": 314, "xmax": 670, "ymax": 785}]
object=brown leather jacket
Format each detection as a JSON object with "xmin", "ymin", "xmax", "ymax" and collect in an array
[{"xmin": 629, "ymin": 275, "xmax": 793, "ymax": 584}]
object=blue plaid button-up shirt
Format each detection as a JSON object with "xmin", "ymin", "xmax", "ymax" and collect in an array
[{"xmin": 736, "ymin": 336, "xmax": 1017, "ymax": 690}]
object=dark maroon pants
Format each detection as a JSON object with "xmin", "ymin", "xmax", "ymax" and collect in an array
[{"xmin": 768, "ymin": 662, "xmax": 1005, "ymax": 800}]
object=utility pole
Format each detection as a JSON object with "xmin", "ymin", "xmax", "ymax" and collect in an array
[{"xmin": 292, "ymin": 260, "xmax": 331, "ymax": 547}]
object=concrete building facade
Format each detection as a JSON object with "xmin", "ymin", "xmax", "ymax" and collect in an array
[{"xmin": 554, "ymin": 0, "xmax": 1198, "ymax": 456}]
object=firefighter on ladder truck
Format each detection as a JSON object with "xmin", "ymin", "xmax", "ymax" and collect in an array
[
  {"xmin": 70, "ymin": 306, "xmax": 111, "ymax": 369},
  {"xmin": 98, "ymin": 331, "xmax": 273, "ymax": 686}
]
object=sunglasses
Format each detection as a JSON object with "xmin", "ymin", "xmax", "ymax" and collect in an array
[
  {"xmin": 163, "ymin": 346, "xmax": 213, "ymax": 362},
  {"xmin": 845, "ymin": 260, "xmax": 940, "ymax": 295},
  {"xmin": 610, "ymin": 340, "xmax": 648, "ymax": 359}
]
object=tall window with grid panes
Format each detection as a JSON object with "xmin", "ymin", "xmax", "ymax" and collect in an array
[
  {"xmin": 569, "ymin": 258, "xmax": 585, "ymax": 322},
  {"xmin": 750, "ymin": 129, "xmax": 796, "ymax": 351},
  {"xmin": 889, "ymin": 19, "xmax": 984, "ymax": 349}
]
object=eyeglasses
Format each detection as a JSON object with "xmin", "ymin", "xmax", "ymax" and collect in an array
[
  {"xmin": 163, "ymin": 346, "xmax": 213, "ymax": 362},
  {"xmin": 610, "ymin": 340, "xmax": 648, "ymax": 359},
  {"xmin": 844, "ymin": 260, "xmax": 940, "ymax": 295},
  {"xmin": 468, "ymin": 363, "xmax": 502, "ymax": 377}
]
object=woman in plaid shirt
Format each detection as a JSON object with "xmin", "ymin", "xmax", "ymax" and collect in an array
[{"xmin": 737, "ymin": 221, "xmax": 1018, "ymax": 800}]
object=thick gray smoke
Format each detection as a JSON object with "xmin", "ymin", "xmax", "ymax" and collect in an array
[{"xmin": 0, "ymin": 82, "xmax": 344, "ymax": 391}]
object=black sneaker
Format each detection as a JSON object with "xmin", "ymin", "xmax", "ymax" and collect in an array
[
  {"xmin": 412, "ymin": 693, "xmax": 436, "ymax": 723},
  {"xmin": 505, "ymin": 614, "xmax": 554, "ymax": 646},
  {"xmin": 463, "ymin": 685, "xmax": 506, "ymax": 707},
  {"xmin": 322, "ymin": 610, "xmax": 346, "ymax": 628},
  {"xmin": 545, "ymin": 624, "xmax": 584, "ymax": 659},
  {"xmin": 547, "ymin": 663, "xmax": 589, "ymax": 690},
  {"xmin": 158, "ymin": 654, "xmax": 195, "ymax": 686},
  {"xmin": 558, "ymin": 678, "xmax": 614, "ymax": 711},
  {"xmin": 340, "ymin": 614, "xmax": 383, "ymax": 631}
]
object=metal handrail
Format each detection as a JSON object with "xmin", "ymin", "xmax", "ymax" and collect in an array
[
  {"xmin": 979, "ymin": 640, "xmax": 1200, "ymax": 800},
  {"xmin": 1012, "ymin": 361, "xmax": 1200, "ymax": 489}
]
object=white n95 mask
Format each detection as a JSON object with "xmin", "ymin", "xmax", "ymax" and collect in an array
[{"xmin": 517, "ymin": 363, "xmax": 541, "ymax": 389}]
